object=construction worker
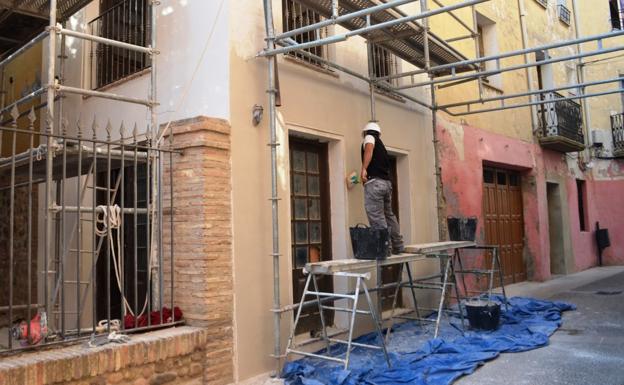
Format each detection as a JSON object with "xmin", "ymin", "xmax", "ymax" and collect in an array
[{"xmin": 360, "ymin": 121, "xmax": 404, "ymax": 254}]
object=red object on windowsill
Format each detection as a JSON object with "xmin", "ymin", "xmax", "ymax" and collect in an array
[{"xmin": 123, "ymin": 307, "xmax": 183, "ymax": 330}]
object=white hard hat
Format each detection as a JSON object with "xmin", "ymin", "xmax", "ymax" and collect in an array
[{"xmin": 362, "ymin": 121, "xmax": 381, "ymax": 133}]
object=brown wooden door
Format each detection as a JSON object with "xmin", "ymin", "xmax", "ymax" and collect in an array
[
  {"xmin": 380, "ymin": 156, "xmax": 402, "ymax": 310},
  {"xmin": 290, "ymin": 138, "xmax": 333, "ymax": 334},
  {"xmin": 483, "ymin": 167, "xmax": 526, "ymax": 284}
]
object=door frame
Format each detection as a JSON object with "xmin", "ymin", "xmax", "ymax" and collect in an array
[{"xmin": 289, "ymin": 136, "xmax": 334, "ymax": 334}]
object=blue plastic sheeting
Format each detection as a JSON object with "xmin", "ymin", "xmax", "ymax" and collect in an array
[{"xmin": 282, "ymin": 297, "xmax": 575, "ymax": 385}]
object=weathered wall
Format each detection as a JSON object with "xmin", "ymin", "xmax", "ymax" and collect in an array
[
  {"xmin": 592, "ymin": 179, "xmax": 624, "ymax": 265},
  {"xmin": 436, "ymin": 117, "xmax": 550, "ymax": 281}
]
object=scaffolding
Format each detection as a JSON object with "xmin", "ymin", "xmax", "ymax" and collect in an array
[
  {"xmin": 260, "ymin": 0, "xmax": 624, "ymax": 373},
  {"xmin": 0, "ymin": 0, "xmax": 178, "ymax": 353}
]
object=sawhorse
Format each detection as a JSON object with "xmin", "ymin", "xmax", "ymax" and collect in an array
[
  {"xmin": 453, "ymin": 245, "xmax": 509, "ymax": 311},
  {"xmin": 384, "ymin": 253, "xmax": 465, "ymax": 341},
  {"xmin": 285, "ymin": 271, "xmax": 391, "ymax": 369}
]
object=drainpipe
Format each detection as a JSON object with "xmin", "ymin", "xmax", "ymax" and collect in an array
[
  {"xmin": 517, "ymin": 0, "xmax": 538, "ymax": 132},
  {"xmin": 571, "ymin": 0, "xmax": 592, "ymax": 152}
]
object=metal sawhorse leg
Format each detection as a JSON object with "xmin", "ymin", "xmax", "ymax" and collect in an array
[
  {"xmin": 453, "ymin": 245, "xmax": 509, "ymax": 311},
  {"xmin": 285, "ymin": 271, "xmax": 391, "ymax": 369},
  {"xmin": 385, "ymin": 254, "xmax": 465, "ymax": 341}
]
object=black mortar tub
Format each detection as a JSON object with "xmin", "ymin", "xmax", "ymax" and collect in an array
[{"xmin": 465, "ymin": 299, "xmax": 501, "ymax": 331}]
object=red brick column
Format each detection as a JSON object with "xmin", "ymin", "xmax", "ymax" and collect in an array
[{"xmin": 162, "ymin": 116, "xmax": 234, "ymax": 385}]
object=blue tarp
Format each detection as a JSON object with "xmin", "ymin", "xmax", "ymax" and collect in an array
[{"xmin": 282, "ymin": 297, "xmax": 575, "ymax": 385}]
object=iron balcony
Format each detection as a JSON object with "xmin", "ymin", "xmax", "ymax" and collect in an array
[{"xmin": 538, "ymin": 91, "xmax": 586, "ymax": 153}]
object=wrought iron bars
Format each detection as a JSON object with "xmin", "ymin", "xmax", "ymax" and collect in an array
[
  {"xmin": 0, "ymin": 115, "xmax": 177, "ymax": 354},
  {"xmin": 611, "ymin": 112, "xmax": 624, "ymax": 157},
  {"xmin": 88, "ymin": 0, "xmax": 151, "ymax": 90}
]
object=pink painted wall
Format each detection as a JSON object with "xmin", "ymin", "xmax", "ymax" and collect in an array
[
  {"xmin": 587, "ymin": 179, "xmax": 624, "ymax": 266},
  {"xmin": 437, "ymin": 119, "xmax": 550, "ymax": 282},
  {"xmin": 437, "ymin": 117, "xmax": 624, "ymax": 285}
]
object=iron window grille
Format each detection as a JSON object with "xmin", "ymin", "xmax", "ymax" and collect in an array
[
  {"xmin": 89, "ymin": 0, "xmax": 151, "ymax": 90},
  {"xmin": 534, "ymin": 0, "xmax": 548, "ymax": 8},
  {"xmin": 0, "ymin": 111, "xmax": 178, "ymax": 354},
  {"xmin": 282, "ymin": 0, "xmax": 330, "ymax": 68},
  {"xmin": 610, "ymin": 112, "xmax": 624, "ymax": 156},
  {"xmin": 371, "ymin": 44, "xmax": 402, "ymax": 97},
  {"xmin": 610, "ymin": 0, "xmax": 624, "ymax": 30},
  {"xmin": 558, "ymin": 4, "xmax": 571, "ymax": 26}
]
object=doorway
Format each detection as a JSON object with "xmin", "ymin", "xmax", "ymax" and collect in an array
[
  {"xmin": 482, "ymin": 167, "xmax": 526, "ymax": 284},
  {"xmin": 547, "ymin": 182, "xmax": 566, "ymax": 275},
  {"xmin": 289, "ymin": 137, "xmax": 333, "ymax": 334}
]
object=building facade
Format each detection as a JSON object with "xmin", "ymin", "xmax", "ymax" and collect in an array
[{"xmin": 0, "ymin": 1, "xmax": 622, "ymax": 384}]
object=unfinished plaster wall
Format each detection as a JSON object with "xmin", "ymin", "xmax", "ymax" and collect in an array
[
  {"xmin": 229, "ymin": 0, "xmax": 440, "ymax": 380},
  {"xmin": 56, "ymin": 0, "xmax": 230, "ymax": 141}
]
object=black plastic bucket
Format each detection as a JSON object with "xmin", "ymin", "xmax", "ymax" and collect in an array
[
  {"xmin": 350, "ymin": 224, "xmax": 389, "ymax": 260},
  {"xmin": 465, "ymin": 299, "xmax": 501, "ymax": 331},
  {"xmin": 447, "ymin": 217, "xmax": 478, "ymax": 241}
]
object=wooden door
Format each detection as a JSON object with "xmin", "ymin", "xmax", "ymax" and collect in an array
[
  {"xmin": 381, "ymin": 156, "xmax": 402, "ymax": 310},
  {"xmin": 482, "ymin": 167, "xmax": 526, "ymax": 284},
  {"xmin": 290, "ymin": 138, "xmax": 333, "ymax": 334}
]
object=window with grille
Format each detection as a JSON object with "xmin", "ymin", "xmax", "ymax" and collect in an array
[
  {"xmin": 610, "ymin": 0, "xmax": 624, "ymax": 30},
  {"xmin": 371, "ymin": 44, "xmax": 401, "ymax": 97},
  {"xmin": 282, "ymin": 0, "xmax": 329, "ymax": 68},
  {"xmin": 89, "ymin": 0, "xmax": 151, "ymax": 89}
]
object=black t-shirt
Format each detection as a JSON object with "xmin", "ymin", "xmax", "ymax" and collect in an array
[{"xmin": 361, "ymin": 133, "xmax": 390, "ymax": 180}]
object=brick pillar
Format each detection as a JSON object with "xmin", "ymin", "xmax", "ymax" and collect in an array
[{"xmin": 162, "ymin": 116, "xmax": 234, "ymax": 385}]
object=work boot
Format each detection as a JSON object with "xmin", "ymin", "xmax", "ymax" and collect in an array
[{"xmin": 392, "ymin": 245, "xmax": 405, "ymax": 255}]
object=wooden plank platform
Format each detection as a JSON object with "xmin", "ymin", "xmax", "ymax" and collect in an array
[{"xmin": 304, "ymin": 241, "xmax": 475, "ymax": 275}]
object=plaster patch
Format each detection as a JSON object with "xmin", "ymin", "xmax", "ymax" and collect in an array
[{"xmin": 445, "ymin": 120, "xmax": 465, "ymax": 161}]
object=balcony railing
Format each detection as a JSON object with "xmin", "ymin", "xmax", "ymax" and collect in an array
[
  {"xmin": 89, "ymin": 0, "xmax": 151, "ymax": 89},
  {"xmin": 611, "ymin": 113, "xmax": 624, "ymax": 157},
  {"xmin": 538, "ymin": 91, "xmax": 585, "ymax": 152},
  {"xmin": 558, "ymin": 4, "xmax": 571, "ymax": 26}
]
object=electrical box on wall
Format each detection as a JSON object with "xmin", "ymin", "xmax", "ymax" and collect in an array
[{"xmin": 592, "ymin": 130, "xmax": 605, "ymax": 147}]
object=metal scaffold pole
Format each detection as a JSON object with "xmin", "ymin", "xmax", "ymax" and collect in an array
[
  {"xmin": 44, "ymin": 0, "xmax": 58, "ymax": 333},
  {"xmin": 263, "ymin": 0, "xmax": 282, "ymax": 375}
]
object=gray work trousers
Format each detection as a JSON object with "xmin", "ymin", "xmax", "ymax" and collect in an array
[{"xmin": 364, "ymin": 178, "xmax": 404, "ymax": 250}]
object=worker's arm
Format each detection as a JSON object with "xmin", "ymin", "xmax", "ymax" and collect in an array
[{"xmin": 361, "ymin": 142, "xmax": 374, "ymax": 183}]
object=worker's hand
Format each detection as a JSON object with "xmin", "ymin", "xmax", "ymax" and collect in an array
[{"xmin": 360, "ymin": 168, "xmax": 368, "ymax": 184}]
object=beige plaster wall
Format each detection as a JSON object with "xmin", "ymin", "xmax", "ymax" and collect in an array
[
  {"xmin": 576, "ymin": 1, "xmax": 624, "ymax": 156},
  {"xmin": 430, "ymin": 0, "xmax": 577, "ymax": 142},
  {"xmin": 228, "ymin": 0, "xmax": 441, "ymax": 381}
]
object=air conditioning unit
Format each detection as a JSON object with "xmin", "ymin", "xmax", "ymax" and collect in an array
[{"xmin": 592, "ymin": 129, "xmax": 605, "ymax": 147}]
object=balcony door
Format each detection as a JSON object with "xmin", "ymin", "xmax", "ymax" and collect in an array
[{"xmin": 289, "ymin": 138, "xmax": 333, "ymax": 334}]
